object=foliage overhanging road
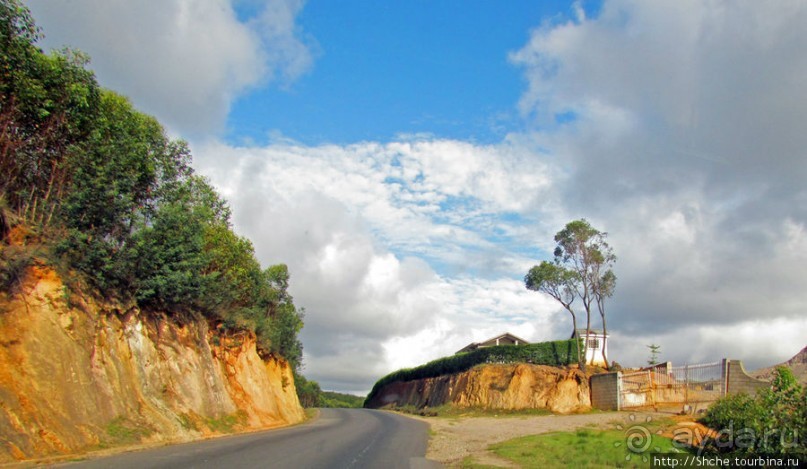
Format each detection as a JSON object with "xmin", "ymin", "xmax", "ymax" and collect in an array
[{"xmin": 61, "ymin": 408, "xmax": 440, "ymax": 469}]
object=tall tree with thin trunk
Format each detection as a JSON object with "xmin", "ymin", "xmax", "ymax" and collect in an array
[
  {"xmin": 526, "ymin": 219, "xmax": 617, "ymax": 370},
  {"xmin": 525, "ymin": 261, "xmax": 583, "ymax": 369}
]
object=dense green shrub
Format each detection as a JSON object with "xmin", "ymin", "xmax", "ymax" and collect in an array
[
  {"xmin": 294, "ymin": 374, "xmax": 322, "ymax": 408},
  {"xmin": 364, "ymin": 339, "xmax": 580, "ymax": 406},
  {"xmin": 700, "ymin": 367, "xmax": 805, "ymax": 462}
]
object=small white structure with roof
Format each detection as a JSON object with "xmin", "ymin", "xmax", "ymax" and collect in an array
[{"xmin": 573, "ymin": 329, "xmax": 608, "ymax": 367}]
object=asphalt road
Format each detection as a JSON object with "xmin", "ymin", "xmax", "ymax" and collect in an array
[{"xmin": 58, "ymin": 408, "xmax": 440, "ymax": 469}]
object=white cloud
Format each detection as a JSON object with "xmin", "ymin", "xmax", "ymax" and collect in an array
[
  {"xmin": 193, "ymin": 138, "xmax": 564, "ymax": 392},
  {"xmin": 196, "ymin": 137, "xmax": 557, "ymax": 274},
  {"xmin": 508, "ymin": 0, "xmax": 807, "ymax": 370},
  {"xmin": 612, "ymin": 316, "xmax": 807, "ymax": 371},
  {"xmin": 27, "ymin": 0, "xmax": 314, "ymax": 136},
  {"xmin": 191, "ymin": 0, "xmax": 807, "ymax": 390},
  {"xmin": 22, "ymin": 0, "xmax": 807, "ymax": 393}
]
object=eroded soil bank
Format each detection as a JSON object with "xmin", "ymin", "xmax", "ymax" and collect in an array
[
  {"xmin": 366, "ymin": 363, "xmax": 591, "ymax": 414},
  {"xmin": 0, "ymin": 265, "xmax": 304, "ymax": 462}
]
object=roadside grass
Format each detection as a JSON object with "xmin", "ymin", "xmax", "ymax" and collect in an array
[
  {"xmin": 484, "ymin": 428, "xmax": 686, "ymax": 468},
  {"xmin": 205, "ymin": 410, "xmax": 248, "ymax": 433},
  {"xmin": 304, "ymin": 408, "xmax": 319, "ymax": 421},
  {"xmin": 105, "ymin": 417, "xmax": 153, "ymax": 446},
  {"xmin": 459, "ymin": 456, "xmax": 500, "ymax": 468}
]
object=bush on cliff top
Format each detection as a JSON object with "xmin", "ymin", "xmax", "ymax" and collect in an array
[{"xmin": 364, "ymin": 339, "xmax": 580, "ymax": 406}]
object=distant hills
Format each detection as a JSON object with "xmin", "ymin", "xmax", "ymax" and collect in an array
[
  {"xmin": 321, "ymin": 391, "xmax": 364, "ymax": 408},
  {"xmin": 751, "ymin": 345, "xmax": 807, "ymax": 385}
]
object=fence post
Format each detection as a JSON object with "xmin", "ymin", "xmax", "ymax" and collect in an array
[
  {"xmin": 684, "ymin": 364, "xmax": 689, "ymax": 410},
  {"xmin": 721, "ymin": 358, "xmax": 728, "ymax": 397},
  {"xmin": 616, "ymin": 371, "xmax": 622, "ymax": 411}
]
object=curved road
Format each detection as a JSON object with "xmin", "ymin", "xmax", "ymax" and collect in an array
[{"xmin": 61, "ymin": 409, "xmax": 441, "ymax": 469}]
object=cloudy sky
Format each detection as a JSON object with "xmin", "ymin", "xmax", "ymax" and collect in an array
[{"xmin": 27, "ymin": 0, "xmax": 807, "ymax": 394}]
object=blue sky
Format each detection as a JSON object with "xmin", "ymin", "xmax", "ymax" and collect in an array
[
  {"xmin": 226, "ymin": 1, "xmax": 597, "ymax": 145},
  {"xmin": 27, "ymin": 0, "xmax": 807, "ymax": 393}
]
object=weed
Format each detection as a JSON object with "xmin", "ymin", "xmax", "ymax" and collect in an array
[
  {"xmin": 178, "ymin": 413, "xmax": 199, "ymax": 431},
  {"xmin": 105, "ymin": 417, "xmax": 152, "ymax": 444},
  {"xmin": 459, "ymin": 456, "xmax": 500, "ymax": 468},
  {"xmin": 205, "ymin": 410, "xmax": 248, "ymax": 433}
]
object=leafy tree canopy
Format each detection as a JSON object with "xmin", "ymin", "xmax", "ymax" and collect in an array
[
  {"xmin": 0, "ymin": 0, "xmax": 305, "ymax": 372},
  {"xmin": 525, "ymin": 219, "xmax": 616, "ymax": 369}
]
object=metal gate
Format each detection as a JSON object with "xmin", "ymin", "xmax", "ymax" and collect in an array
[{"xmin": 619, "ymin": 361, "xmax": 726, "ymax": 409}]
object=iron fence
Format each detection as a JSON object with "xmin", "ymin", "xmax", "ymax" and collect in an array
[{"xmin": 619, "ymin": 360, "xmax": 726, "ymax": 409}]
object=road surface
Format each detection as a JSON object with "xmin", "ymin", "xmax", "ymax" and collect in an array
[{"xmin": 60, "ymin": 408, "xmax": 440, "ymax": 469}]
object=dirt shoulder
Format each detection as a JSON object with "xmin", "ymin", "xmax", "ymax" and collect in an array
[{"xmin": 411, "ymin": 410, "xmax": 668, "ymax": 467}]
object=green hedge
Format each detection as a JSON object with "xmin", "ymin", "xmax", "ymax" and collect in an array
[{"xmin": 364, "ymin": 339, "xmax": 580, "ymax": 406}]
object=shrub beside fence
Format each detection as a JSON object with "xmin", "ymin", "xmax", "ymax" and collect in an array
[{"xmin": 365, "ymin": 339, "xmax": 580, "ymax": 405}]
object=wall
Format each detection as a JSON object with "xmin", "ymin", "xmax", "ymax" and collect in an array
[
  {"xmin": 590, "ymin": 372, "xmax": 620, "ymax": 411},
  {"xmin": 589, "ymin": 359, "xmax": 772, "ymax": 411},
  {"xmin": 726, "ymin": 360, "xmax": 770, "ymax": 395}
]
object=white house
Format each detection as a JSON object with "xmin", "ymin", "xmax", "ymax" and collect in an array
[{"xmin": 573, "ymin": 329, "xmax": 609, "ymax": 367}]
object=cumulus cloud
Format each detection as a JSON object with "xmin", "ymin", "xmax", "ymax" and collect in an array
[
  {"xmin": 23, "ymin": 0, "xmax": 807, "ymax": 392},
  {"xmin": 27, "ymin": 0, "xmax": 314, "ymax": 136},
  {"xmin": 179, "ymin": 0, "xmax": 807, "ymax": 389},
  {"xmin": 510, "ymin": 0, "xmax": 807, "ymax": 367},
  {"xmin": 193, "ymin": 139, "xmax": 564, "ymax": 392}
]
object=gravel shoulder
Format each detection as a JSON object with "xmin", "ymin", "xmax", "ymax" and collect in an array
[{"xmin": 410, "ymin": 410, "xmax": 666, "ymax": 467}]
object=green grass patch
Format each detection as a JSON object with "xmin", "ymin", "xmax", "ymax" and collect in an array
[
  {"xmin": 205, "ymin": 410, "xmax": 248, "ymax": 433},
  {"xmin": 489, "ymin": 428, "xmax": 687, "ymax": 468},
  {"xmin": 105, "ymin": 417, "xmax": 153, "ymax": 445},
  {"xmin": 177, "ymin": 412, "xmax": 200, "ymax": 431},
  {"xmin": 459, "ymin": 456, "xmax": 500, "ymax": 468},
  {"xmin": 304, "ymin": 408, "xmax": 319, "ymax": 421}
]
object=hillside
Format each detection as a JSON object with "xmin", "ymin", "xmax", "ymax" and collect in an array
[
  {"xmin": 0, "ymin": 264, "xmax": 304, "ymax": 462},
  {"xmin": 751, "ymin": 345, "xmax": 807, "ymax": 385},
  {"xmin": 321, "ymin": 391, "xmax": 365, "ymax": 408},
  {"xmin": 364, "ymin": 340, "xmax": 588, "ymax": 414},
  {"xmin": 0, "ymin": 3, "xmax": 308, "ymax": 462},
  {"xmin": 365, "ymin": 363, "xmax": 591, "ymax": 414}
]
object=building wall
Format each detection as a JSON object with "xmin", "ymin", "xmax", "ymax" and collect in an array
[
  {"xmin": 590, "ymin": 371, "xmax": 621, "ymax": 411},
  {"xmin": 582, "ymin": 333, "xmax": 608, "ymax": 367}
]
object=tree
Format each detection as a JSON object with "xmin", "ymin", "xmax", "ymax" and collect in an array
[
  {"xmin": 647, "ymin": 344, "xmax": 661, "ymax": 365},
  {"xmin": 56, "ymin": 90, "xmax": 172, "ymax": 296},
  {"xmin": 0, "ymin": 0, "xmax": 100, "ymax": 227},
  {"xmin": 0, "ymin": 1, "xmax": 307, "ymax": 371},
  {"xmin": 525, "ymin": 219, "xmax": 617, "ymax": 369},
  {"xmin": 294, "ymin": 374, "xmax": 322, "ymax": 408},
  {"xmin": 258, "ymin": 264, "xmax": 305, "ymax": 372},
  {"xmin": 525, "ymin": 261, "xmax": 583, "ymax": 368}
]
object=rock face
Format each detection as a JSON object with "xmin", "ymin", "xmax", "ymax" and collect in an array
[
  {"xmin": 751, "ymin": 345, "xmax": 807, "ymax": 385},
  {"xmin": 365, "ymin": 363, "xmax": 591, "ymax": 414},
  {"xmin": 0, "ymin": 266, "xmax": 305, "ymax": 462}
]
